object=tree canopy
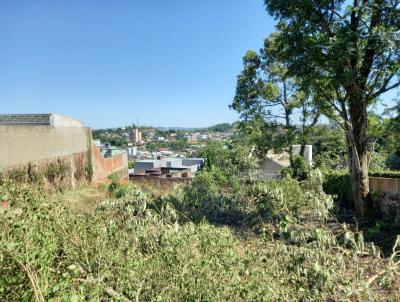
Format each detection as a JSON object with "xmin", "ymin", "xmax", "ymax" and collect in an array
[{"xmin": 263, "ymin": 0, "xmax": 400, "ymax": 216}]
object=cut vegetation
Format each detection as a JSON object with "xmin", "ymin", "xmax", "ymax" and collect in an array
[{"xmin": 1, "ymin": 168, "xmax": 399, "ymax": 301}]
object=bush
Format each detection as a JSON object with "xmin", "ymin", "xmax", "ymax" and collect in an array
[
  {"xmin": 369, "ymin": 170, "xmax": 400, "ymax": 178},
  {"xmin": 322, "ymin": 170, "xmax": 353, "ymax": 207},
  {"xmin": 253, "ymin": 174, "xmax": 333, "ymax": 221},
  {"xmin": 292, "ymin": 155, "xmax": 310, "ymax": 181},
  {"xmin": 44, "ymin": 159, "xmax": 69, "ymax": 184},
  {"xmin": 322, "ymin": 169, "xmax": 400, "ymax": 208},
  {"xmin": 386, "ymin": 153, "xmax": 400, "ymax": 170},
  {"xmin": 1, "ymin": 178, "xmax": 399, "ymax": 301}
]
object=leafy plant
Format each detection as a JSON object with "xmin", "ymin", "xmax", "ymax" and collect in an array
[{"xmin": 1, "ymin": 175, "xmax": 399, "ymax": 301}]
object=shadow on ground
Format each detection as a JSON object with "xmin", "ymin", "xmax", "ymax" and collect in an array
[{"xmin": 335, "ymin": 207, "xmax": 400, "ymax": 257}]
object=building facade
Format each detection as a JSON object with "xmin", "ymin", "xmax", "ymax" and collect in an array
[{"xmin": 130, "ymin": 128, "xmax": 142, "ymax": 144}]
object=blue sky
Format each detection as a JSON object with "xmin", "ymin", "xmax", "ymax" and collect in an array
[{"xmin": 0, "ymin": 1, "xmax": 274, "ymax": 129}]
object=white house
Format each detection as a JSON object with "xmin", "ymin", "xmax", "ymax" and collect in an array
[{"xmin": 256, "ymin": 145, "xmax": 313, "ymax": 178}]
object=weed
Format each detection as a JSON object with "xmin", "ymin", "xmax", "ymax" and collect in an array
[{"xmin": 1, "ymin": 175, "xmax": 399, "ymax": 301}]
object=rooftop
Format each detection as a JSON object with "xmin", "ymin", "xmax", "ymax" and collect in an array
[
  {"xmin": 0, "ymin": 114, "xmax": 52, "ymax": 125},
  {"xmin": 0, "ymin": 113, "xmax": 84, "ymax": 127}
]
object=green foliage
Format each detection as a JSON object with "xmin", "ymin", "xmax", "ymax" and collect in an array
[
  {"xmin": 278, "ymin": 156, "xmax": 310, "ymax": 181},
  {"xmin": 146, "ymin": 138, "xmax": 190, "ymax": 152},
  {"xmin": 322, "ymin": 169, "xmax": 400, "ymax": 208},
  {"xmin": 232, "ymin": 35, "xmax": 320, "ymax": 164},
  {"xmin": 1, "ymin": 175, "xmax": 399, "ymax": 301},
  {"xmin": 254, "ymin": 176, "xmax": 332, "ymax": 220},
  {"xmin": 205, "ymin": 123, "xmax": 234, "ymax": 132},
  {"xmin": 280, "ymin": 166, "xmax": 293, "ymax": 179},
  {"xmin": 384, "ymin": 102, "xmax": 400, "ymax": 169},
  {"xmin": 309, "ymin": 124, "xmax": 347, "ymax": 170},
  {"xmin": 107, "ymin": 173, "xmax": 121, "ymax": 196},
  {"xmin": 7, "ymin": 167, "xmax": 31, "ymax": 183},
  {"xmin": 44, "ymin": 159, "xmax": 69, "ymax": 184},
  {"xmin": 236, "ymin": 117, "xmax": 288, "ymax": 158},
  {"xmin": 292, "ymin": 155, "xmax": 309, "ymax": 181},
  {"xmin": 264, "ymin": 0, "xmax": 400, "ymax": 107},
  {"xmin": 369, "ymin": 170, "xmax": 400, "ymax": 178},
  {"xmin": 264, "ymin": 0, "xmax": 400, "ymax": 215},
  {"xmin": 92, "ymin": 129, "xmax": 128, "ymax": 147},
  {"xmin": 5, "ymin": 159, "xmax": 71, "ymax": 190},
  {"xmin": 86, "ymin": 142, "xmax": 93, "ymax": 182},
  {"xmin": 322, "ymin": 170, "xmax": 353, "ymax": 208},
  {"xmin": 387, "ymin": 153, "xmax": 400, "ymax": 170},
  {"xmin": 197, "ymin": 140, "xmax": 257, "ymax": 175}
]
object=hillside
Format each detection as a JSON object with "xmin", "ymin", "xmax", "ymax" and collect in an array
[{"xmin": 1, "ymin": 170, "xmax": 399, "ymax": 301}]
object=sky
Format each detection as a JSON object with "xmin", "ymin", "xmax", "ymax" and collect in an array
[{"xmin": 0, "ymin": 0, "xmax": 275, "ymax": 129}]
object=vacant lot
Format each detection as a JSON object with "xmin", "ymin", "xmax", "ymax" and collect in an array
[{"xmin": 1, "ymin": 175, "xmax": 399, "ymax": 301}]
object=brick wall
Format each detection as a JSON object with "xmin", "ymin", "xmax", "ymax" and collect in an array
[
  {"xmin": 91, "ymin": 143, "xmax": 128, "ymax": 183},
  {"xmin": 130, "ymin": 176, "xmax": 192, "ymax": 190}
]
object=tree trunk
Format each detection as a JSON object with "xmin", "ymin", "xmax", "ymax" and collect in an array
[
  {"xmin": 349, "ymin": 145, "xmax": 371, "ymax": 217},
  {"xmin": 283, "ymin": 80, "xmax": 295, "ymax": 167},
  {"xmin": 348, "ymin": 100, "xmax": 372, "ymax": 218}
]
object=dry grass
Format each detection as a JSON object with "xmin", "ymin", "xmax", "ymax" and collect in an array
[{"xmin": 49, "ymin": 185, "xmax": 108, "ymax": 213}]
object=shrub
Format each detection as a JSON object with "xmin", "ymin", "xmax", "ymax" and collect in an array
[
  {"xmin": 107, "ymin": 172, "xmax": 120, "ymax": 195},
  {"xmin": 253, "ymin": 174, "xmax": 333, "ymax": 221},
  {"xmin": 386, "ymin": 153, "xmax": 400, "ymax": 170},
  {"xmin": 280, "ymin": 166, "xmax": 293, "ymax": 178},
  {"xmin": 292, "ymin": 155, "xmax": 310, "ymax": 181},
  {"xmin": 322, "ymin": 170, "xmax": 353, "ymax": 207},
  {"xmin": 322, "ymin": 169, "xmax": 400, "ymax": 208},
  {"xmin": 369, "ymin": 170, "xmax": 400, "ymax": 178},
  {"xmin": 1, "ymin": 178, "xmax": 399, "ymax": 301},
  {"xmin": 44, "ymin": 159, "xmax": 69, "ymax": 184},
  {"xmin": 7, "ymin": 167, "xmax": 29, "ymax": 183}
]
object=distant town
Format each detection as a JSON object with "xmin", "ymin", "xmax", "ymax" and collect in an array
[{"xmin": 92, "ymin": 123, "xmax": 235, "ymax": 162}]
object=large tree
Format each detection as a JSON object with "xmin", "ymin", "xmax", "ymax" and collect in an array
[
  {"xmin": 232, "ymin": 36, "xmax": 319, "ymax": 166},
  {"xmin": 264, "ymin": 0, "xmax": 400, "ymax": 217},
  {"xmin": 384, "ymin": 101, "xmax": 400, "ymax": 168}
]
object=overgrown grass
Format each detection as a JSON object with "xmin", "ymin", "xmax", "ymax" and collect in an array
[{"xmin": 1, "ymin": 173, "xmax": 399, "ymax": 301}]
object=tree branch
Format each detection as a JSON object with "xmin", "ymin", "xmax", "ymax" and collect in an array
[{"xmin": 372, "ymin": 78, "xmax": 400, "ymax": 98}]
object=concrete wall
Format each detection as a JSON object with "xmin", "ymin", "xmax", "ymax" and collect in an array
[
  {"xmin": 50, "ymin": 114, "xmax": 84, "ymax": 128},
  {"xmin": 134, "ymin": 161, "xmax": 163, "ymax": 173},
  {"xmin": 292, "ymin": 145, "xmax": 312, "ymax": 166},
  {"xmin": 370, "ymin": 177, "xmax": 400, "ymax": 194},
  {"xmin": 259, "ymin": 158, "xmax": 285, "ymax": 176},
  {"xmin": 134, "ymin": 158, "xmax": 204, "ymax": 174},
  {"xmin": 0, "ymin": 125, "xmax": 91, "ymax": 171},
  {"xmin": 370, "ymin": 177, "xmax": 400, "ymax": 224},
  {"xmin": 0, "ymin": 124, "xmax": 128, "ymax": 186}
]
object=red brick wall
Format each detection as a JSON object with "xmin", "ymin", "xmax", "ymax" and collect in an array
[
  {"xmin": 91, "ymin": 144, "xmax": 128, "ymax": 183},
  {"xmin": 130, "ymin": 176, "xmax": 192, "ymax": 190}
]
